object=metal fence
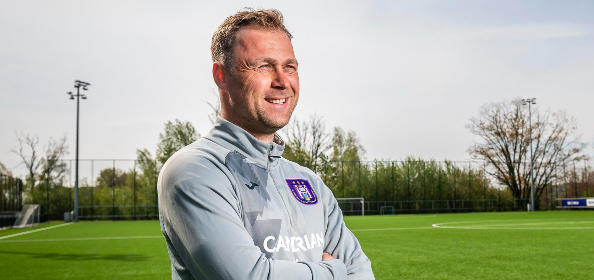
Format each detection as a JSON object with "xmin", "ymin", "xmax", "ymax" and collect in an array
[
  {"xmin": 22, "ymin": 159, "xmax": 158, "ymax": 221},
  {"xmin": 301, "ymin": 159, "xmax": 592, "ymax": 215},
  {"xmin": 339, "ymin": 199, "xmax": 529, "ymax": 216},
  {"xmin": 17, "ymin": 158, "xmax": 594, "ymax": 220},
  {"xmin": 1, "ymin": 174, "xmax": 23, "ymax": 228},
  {"xmin": 78, "ymin": 205, "xmax": 158, "ymax": 219},
  {"xmin": 299, "ymin": 160, "xmax": 513, "ymax": 211}
]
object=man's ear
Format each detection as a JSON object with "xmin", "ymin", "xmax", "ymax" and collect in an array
[{"xmin": 213, "ymin": 62, "xmax": 228, "ymax": 91}]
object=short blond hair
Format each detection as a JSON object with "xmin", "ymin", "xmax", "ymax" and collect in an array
[{"xmin": 211, "ymin": 8, "xmax": 292, "ymax": 68}]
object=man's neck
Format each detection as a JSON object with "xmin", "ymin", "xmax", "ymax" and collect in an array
[
  {"xmin": 221, "ymin": 116, "xmax": 276, "ymax": 143},
  {"xmin": 247, "ymin": 130, "xmax": 276, "ymax": 144}
]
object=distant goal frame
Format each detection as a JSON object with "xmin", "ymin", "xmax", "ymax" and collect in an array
[
  {"xmin": 336, "ymin": 197, "xmax": 365, "ymax": 216},
  {"xmin": 380, "ymin": 205, "xmax": 395, "ymax": 215},
  {"xmin": 13, "ymin": 204, "xmax": 41, "ymax": 228}
]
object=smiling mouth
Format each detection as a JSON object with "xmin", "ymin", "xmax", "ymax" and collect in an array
[{"xmin": 265, "ymin": 98, "xmax": 287, "ymax": 105}]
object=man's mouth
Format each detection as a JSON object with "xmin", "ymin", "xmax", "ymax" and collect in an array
[{"xmin": 265, "ymin": 98, "xmax": 287, "ymax": 105}]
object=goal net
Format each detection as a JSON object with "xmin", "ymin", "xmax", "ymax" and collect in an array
[
  {"xmin": 13, "ymin": 204, "xmax": 41, "ymax": 228},
  {"xmin": 336, "ymin": 198, "xmax": 365, "ymax": 216},
  {"xmin": 380, "ymin": 206, "xmax": 395, "ymax": 215}
]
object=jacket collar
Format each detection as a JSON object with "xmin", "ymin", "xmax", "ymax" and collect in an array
[{"xmin": 204, "ymin": 117, "xmax": 285, "ymax": 170}]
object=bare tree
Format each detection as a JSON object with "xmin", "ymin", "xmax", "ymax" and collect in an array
[
  {"xmin": 283, "ymin": 114, "xmax": 332, "ymax": 172},
  {"xmin": 207, "ymin": 100, "xmax": 221, "ymax": 125},
  {"xmin": 467, "ymin": 98, "xmax": 584, "ymax": 202},
  {"xmin": 11, "ymin": 132, "xmax": 42, "ymax": 188},
  {"xmin": 308, "ymin": 114, "xmax": 332, "ymax": 166},
  {"xmin": 40, "ymin": 135, "xmax": 70, "ymax": 184},
  {"xmin": 284, "ymin": 116, "xmax": 310, "ymax": 160},
  {"xmin": 206, "ymin": 89, "xmax": 221, "ymax": 125}
]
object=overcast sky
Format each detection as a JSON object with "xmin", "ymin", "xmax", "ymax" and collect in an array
[{"xmin": 1, "ymin": 0, "xmax": 593, "ymax": 178}]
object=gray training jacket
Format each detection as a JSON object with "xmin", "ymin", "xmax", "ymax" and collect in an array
[{"xmin": 158, "ymin": 117, "xmax": 374, "ymax": 280}]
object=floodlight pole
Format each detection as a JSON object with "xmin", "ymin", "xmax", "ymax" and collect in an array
[
  {"xmin": 522, "ymin": 98, "xmax": 536, "ymax": 211},
  {"xmin": 68, "ymin": 80, "xmax": 90, "ymax": 222}
]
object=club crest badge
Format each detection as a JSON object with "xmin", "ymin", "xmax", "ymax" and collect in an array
[{"xmin": 285, "ymin": 179, "xmax": 318, "ymax": 205}]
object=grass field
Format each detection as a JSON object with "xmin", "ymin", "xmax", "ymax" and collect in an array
[{"xmin": 1, "ymin": 211, "xmax": 593, "ymax": 279}]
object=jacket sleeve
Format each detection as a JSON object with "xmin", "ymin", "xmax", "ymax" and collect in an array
[
  {"xmin": 317, "ymin": 177, "xmax": 375, "ymax": 279},
  {"xmin": 158, "ymin": 153, "xmax": 347, "ymax": 280}
]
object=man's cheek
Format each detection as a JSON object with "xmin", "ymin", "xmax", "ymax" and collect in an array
[
  {"xmin": 289, "ymin": 75, "xmax": 299, "ymax": 92},
  {"xmin": 240, "ymin": 73, "xmax": 266, "ymax": 92}
]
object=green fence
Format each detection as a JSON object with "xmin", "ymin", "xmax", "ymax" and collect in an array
[
  {"xmin": 18, "ymin": 158, "xmax": 593, "ymax": 220},
  {"xmin": 1, "ymin": 174, "xmax": 23, "ymax": 228}
]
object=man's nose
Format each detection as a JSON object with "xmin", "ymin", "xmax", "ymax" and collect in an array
[{"xmin": 271, "ymin": 67, "xmax": 290, "ymax": 89}]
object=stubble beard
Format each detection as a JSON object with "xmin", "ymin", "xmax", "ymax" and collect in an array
[
  {"xmin": 258, "ymin": 114, "xmax": 290, "ymax": 132},
  {"xmin": 254, "ymin": 100, "xmax": 296, "ymax": 134}
]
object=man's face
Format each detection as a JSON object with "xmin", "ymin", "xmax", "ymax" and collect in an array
[{"xmin": 223, "ymin": 27, "xmax": 299, "ymax": 134}]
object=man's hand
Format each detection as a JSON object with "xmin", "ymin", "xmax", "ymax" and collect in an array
[{"xmin": 322, "ymin": 253, "xmax": 335, "ymax": 261}]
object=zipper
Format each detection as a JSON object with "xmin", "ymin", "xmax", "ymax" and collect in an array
[
  {"xmin": 268, "ymin": 145, "xmax": 293, "ymax": 227},
  {"xmin": 270, "ymin": 173, "xmax": 293, "ymax": 227}
]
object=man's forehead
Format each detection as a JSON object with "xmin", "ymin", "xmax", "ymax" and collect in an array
[{"xmin": 234, "ymin": 27, "xmax": 294, "ymax": 58}]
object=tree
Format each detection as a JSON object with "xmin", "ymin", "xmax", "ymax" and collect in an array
[
  {"xmin": 283, "ymin": 114, "xmax": 332, "ymax": 172},
  {"xmin": 317, "ymin": 127, "xmax": 365, "ymax": 197},
  {"xmin": 135, "ymin": 148, "xmax": 159, "ymax": 205},
  {"xmin": 156, "ymin": 119, "xmax": 200, "ymax": 164},
  {"xmin": 40, "ymin": 135, "xmax": 69, "ymax": 185},
  {"xmin": 284, "ymin": 116, "xmax": 311, "ymax": 163},
  {"xmin": 206, "ymin": 90, "xmax": 221, "ymax": 125},
  {"xmin": 308, "ymin": 114, "xmax": 332, "ymax": 168},
  {"xmin": 467, "ymin": 98, "xmax": 583, "ymax": 203},
  {"xmin": 0, "ymin": 161, "xmax": 12, "ymax": 176},
  {"xmin": 11, "ymin": 132, "xmax": 42, "ymax": 189},
  {"xmin": 330, "ymin": 127, "xmax": 365, "ymax": 162},
  {"xmin": 137, "ymin": 149, "xmax": 157, "ymax": 177},
  {"xmin": 95, "ymin": 168, "xmax": 128, "ymax": 188}
]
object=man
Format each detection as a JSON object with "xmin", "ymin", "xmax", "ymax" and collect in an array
[{"xmin": 158, "ymin": 8, "xmax": 374, "ymax": 280}]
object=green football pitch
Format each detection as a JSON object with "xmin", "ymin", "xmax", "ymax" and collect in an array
[{"xmin": 1, "ymin": 211, "xmax": 593, "ymax": 279}]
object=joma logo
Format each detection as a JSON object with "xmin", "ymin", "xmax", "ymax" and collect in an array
[{"xmin": 245, "ymin": 181, "xmax": 258, "ymax": 189}]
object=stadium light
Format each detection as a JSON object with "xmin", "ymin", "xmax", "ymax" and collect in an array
[
  {"xmin": 68, "ymin": 80, "xmax": 91, "ymax": 222},
  {"xmin": 521, "ymin": 98, "xmax": 536, "ymax": 212}
]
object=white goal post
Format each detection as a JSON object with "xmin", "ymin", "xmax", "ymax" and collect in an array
[
  {"xmin": 336, "ymin": 198, "xmax": 365, "ymax": 216},
  {"xmin": 13, "ymin": 204, "xmax": 41, "ymax": 228},
  {"xmin": 380, "ymin": 206, "xmax": 395, "ymax": 215}
]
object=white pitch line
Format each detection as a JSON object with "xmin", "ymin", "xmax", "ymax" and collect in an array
[
  {"xmin": 433, "ymin": 219, "xmax": 594, "ymax": 230},
  {"xmin": 465, "ymin": 221, "xmax": 594, "ymax": 227},
  {"xmin": 346, "ymin": 215, "xmax": 437, "ymax": 220},
  {"xmin": 0, "ymin": 235, "xmax": 163, "ymax": 243},
  {"xmin": 0, "ymin": 223, "xmax": 73, "ymax": 240},
  {"xmin": 351, "ymin": 227, "xmax": 433, "ymax": 232},
  {"xmin": 432, "ymin": 218, "xmax": 594, "ymax": 228},
  {"xmin": 432, "ymin": 226, "xmax": 594, "ymax": 230},
  {"xmin": 466, "ymin": 212, "xmax": 528, "ymax": 215}
]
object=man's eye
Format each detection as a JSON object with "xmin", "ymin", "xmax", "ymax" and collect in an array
[{"xmin": 259, "ymin": 64, "xmax": 270, "ymax": 69}]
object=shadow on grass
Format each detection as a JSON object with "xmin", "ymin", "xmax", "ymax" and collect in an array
[{"xmin": 0, "ymin": 250, "xmax": 149, "ymax": 262}]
